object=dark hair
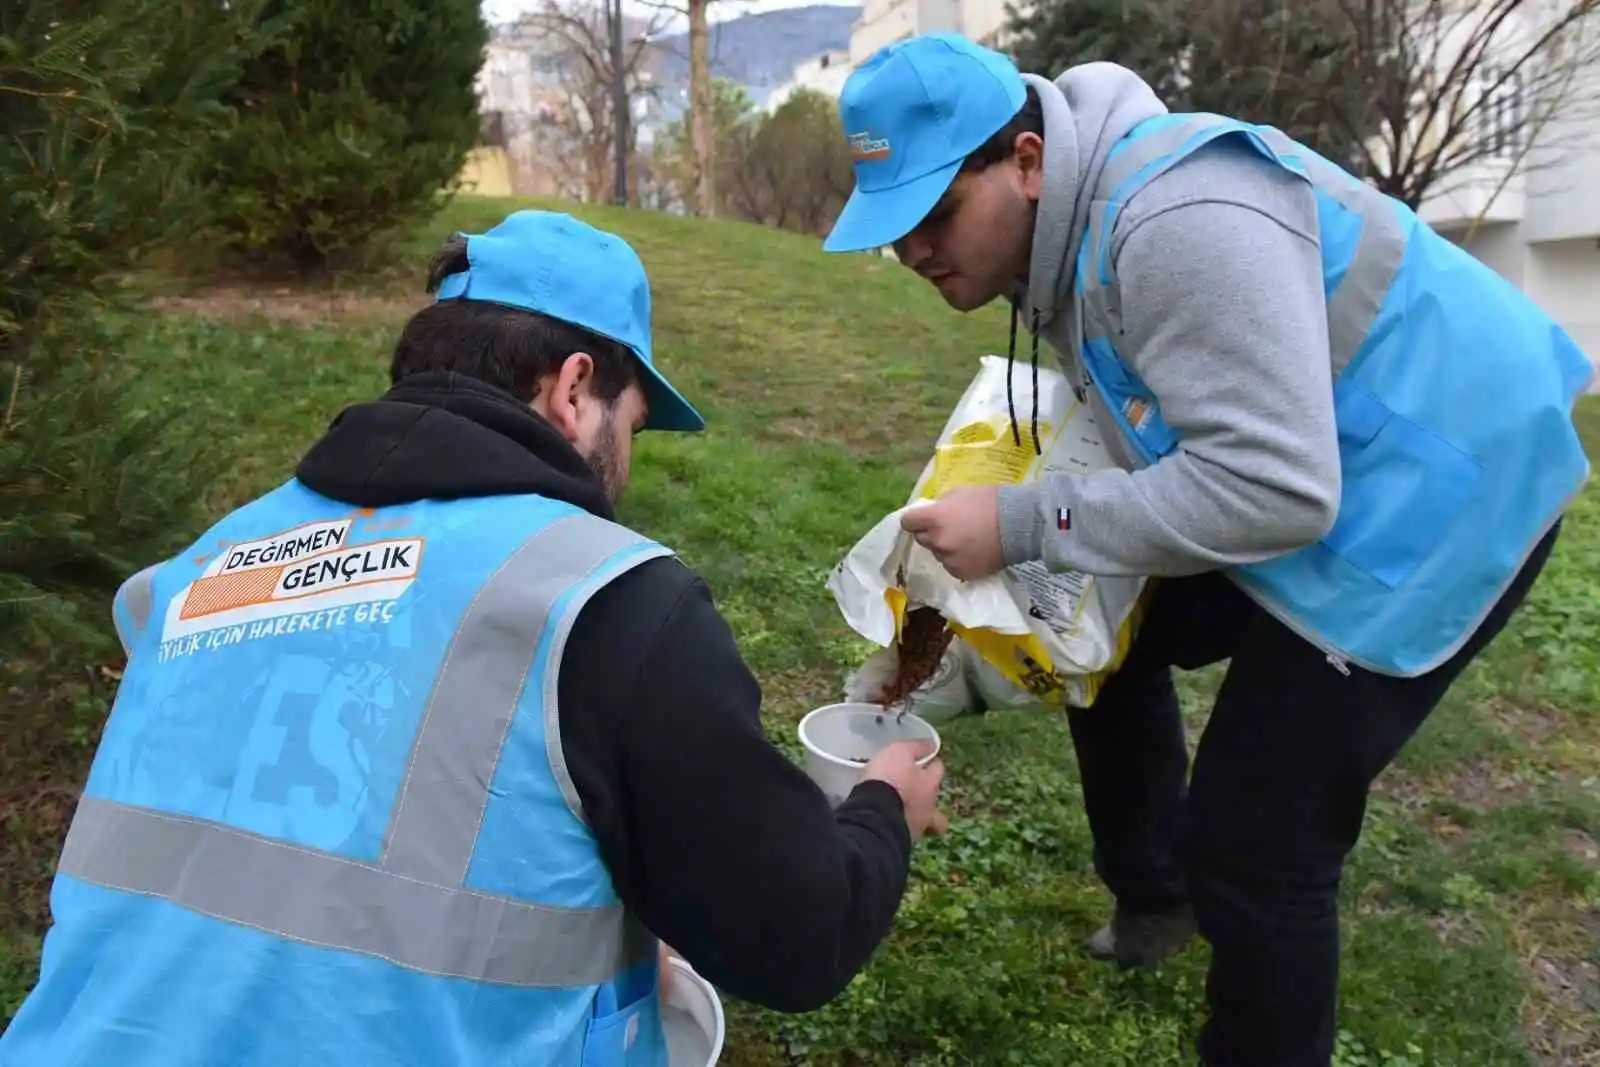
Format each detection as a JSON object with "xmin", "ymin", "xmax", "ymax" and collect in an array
[
  {"xmin": 388, "ymin": 233, "xmax": 638, "ymax": 404},
  {"xmin": 961, "ymin": 84, "xmax": 1044, "ymax": 173}
]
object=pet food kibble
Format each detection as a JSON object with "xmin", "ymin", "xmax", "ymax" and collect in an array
[{"xmin": 874, "ymin": 606, "xmax": 955, "ymax": 707}]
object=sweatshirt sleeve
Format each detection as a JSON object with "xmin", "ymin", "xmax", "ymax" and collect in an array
[
  {"xmin": 996, "ymin": 147, "xmax": 1343, "ymax": 577},
  {"xmin": 556, "ymin": 558, "xmax": 914, "ymax": 1014}
]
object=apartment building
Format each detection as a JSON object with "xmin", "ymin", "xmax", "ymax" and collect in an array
[
  {"xmin": 471, "ymin": 18, "xmax": 575, "ymax": 199},
  {"xmin": 469, "ymin": 14, "xmax": 664, "ymax": 203}
]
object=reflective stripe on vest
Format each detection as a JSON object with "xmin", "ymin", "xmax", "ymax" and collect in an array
[
  {"xmin": 59, "ymin": 511, "xmax": 669, "ymax": 989},
  {"xmin": 1077, "ymin": 113, "xmax": 1407, "ymax": 384}
]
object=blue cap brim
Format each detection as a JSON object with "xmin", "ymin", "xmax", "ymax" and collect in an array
[
  {"xmin": 822, "ymin": 158, "xmax": 964, "ymax": 253},
  {"xmin": 639, "ymin": 359, "xmax": 705, "ymax": 432}
]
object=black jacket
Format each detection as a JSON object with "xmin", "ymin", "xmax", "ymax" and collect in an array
[{"xmin": 295, "ymin": 372, "xmax": 913, "ymax": 1012}]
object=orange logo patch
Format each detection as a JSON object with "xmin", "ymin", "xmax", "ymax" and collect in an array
[{"xmin": 848, "ymin": 131, "xmax": 891, "ymax": 162}]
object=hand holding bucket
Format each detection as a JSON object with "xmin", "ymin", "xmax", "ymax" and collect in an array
[
  {"xmin": 863, "ymin": 738, "xmax": 949, "ymax": 840},
  {"xmin": 658, "ymin": 950, "xmax": 725, "ymax": 1066},
  {"xmin": 797, "ymin": 703, "xmax": 949, "ymax": 838}
]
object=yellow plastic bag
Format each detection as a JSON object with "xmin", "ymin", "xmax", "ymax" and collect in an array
[{"xmin": 826, "ymin": 355, "xmax": 1150, "ymax": 708}]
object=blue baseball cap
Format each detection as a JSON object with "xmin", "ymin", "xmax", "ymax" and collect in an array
[
  {"xmin": 823, "ymin": 33, "xmax": 1027, "ymax": 254},
  {"xmin": 434, "ymin": 210, "xmax": 705, "ymax": 432}
]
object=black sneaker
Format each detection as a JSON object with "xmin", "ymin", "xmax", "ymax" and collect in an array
[{"xmin": 1084, "ymin": 902, "xmax": 1197, "ymax": 969}]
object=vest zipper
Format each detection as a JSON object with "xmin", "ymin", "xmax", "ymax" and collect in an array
[{"xmin": 1228, "ymin": 577, "xmax": 1362, "ymax": 674}]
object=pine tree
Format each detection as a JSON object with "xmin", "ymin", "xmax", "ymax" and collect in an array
[
  {"xmin": 2, "ymin": 0, "xmax": 271, "ymax": 356},
  {"xmin": 2, "ymin": 0, "xmax": 272, "ymax": 645},
  {"xmin": 202, "ymin": 0, "xmax": 490, "ymax": 273},
  {"xmin": 2, "ymin": 6, "xmax": 283, "ymax": 1016}
]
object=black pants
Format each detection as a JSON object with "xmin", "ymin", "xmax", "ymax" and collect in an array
[{"xmin": 1067, "ymin": 523, "xmax": 1562, "ymax": 1067}]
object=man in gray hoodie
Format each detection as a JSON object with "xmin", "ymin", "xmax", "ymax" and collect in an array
[{"xmin": 823, "ymin": 30, "xmax": 1587, "ymax": 1067}]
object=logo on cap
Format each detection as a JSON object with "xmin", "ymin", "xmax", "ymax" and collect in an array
[{"xmin": 847, "ymin": 130, "xmax": 891, "ymax": 162}]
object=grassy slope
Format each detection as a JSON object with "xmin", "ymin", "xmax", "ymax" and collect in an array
[{"xmin": 3, "ymin": 195, "xmax": 1597, "ymax": 1066}]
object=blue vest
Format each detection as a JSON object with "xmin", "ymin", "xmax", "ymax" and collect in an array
[
  {"xmin": 1072, "ymin": 113, "xmax": 1593, "ymax": 677},
  {"xmin": 0, "ymin": 480, "xmax": 675, "ymax": 1067}
]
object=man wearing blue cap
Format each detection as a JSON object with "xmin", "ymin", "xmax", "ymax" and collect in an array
[
  {"xmin": 824, "ymin": 31, "xmax": 1592, "ymax": 1067},
  {"xmin": 1, "ymin": 209, "xmax": 948, "ymax": 1067}
]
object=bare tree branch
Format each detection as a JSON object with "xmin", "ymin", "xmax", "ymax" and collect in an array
[
  {"xmin": 1157, "ymin": 0, "xmax": 1600, "ymax": 207},
  {"xmin": 520, "ymin": 0, "xmax": 673, "ymax": 203},
  {"xmin": 632, "ymin": 0, "xmax": 732, "ymax": 71},
  {"xmin": 1352, "ymin": 0, "xmax": 1600, "ymax": 207},
  {"xmin": 629, "ymin": 0, "xmax": 721, "ymax": 214}
]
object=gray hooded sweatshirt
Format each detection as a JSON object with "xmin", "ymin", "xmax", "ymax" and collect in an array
[{"xmin": 995, "ymin": 65, "xmax": 1344, "ymax": 579}]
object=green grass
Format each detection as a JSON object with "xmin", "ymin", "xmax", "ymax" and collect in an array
[{"xmin": 4, "ymin": 194, "xmax": 1598, "ymax": 1066}]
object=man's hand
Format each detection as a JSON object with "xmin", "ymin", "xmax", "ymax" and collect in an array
[
  {"xmin": 860, "ymin": 740, "xmax": 950, "ymax": 842},
  {"xmin": 900, "ymin": 486, "xmax": 1005, "ymax": 581}
]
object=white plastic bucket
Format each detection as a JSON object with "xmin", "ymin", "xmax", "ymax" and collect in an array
[
  {"xmin": 662, "ymin": 956, "xmax": 725, "ymax": 1066},
  {"xmin": 797, "ymin": 702, "xmax": 941, "ymax": 808}
]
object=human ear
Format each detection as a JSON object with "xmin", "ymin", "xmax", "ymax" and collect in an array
[
  {"xmin": 1014, "ymin": 132, "xmax": 1045, "ymax": 200},
  {"xmin": 538, "ymin": 351, "xmax": 597, "ymax": 443}
]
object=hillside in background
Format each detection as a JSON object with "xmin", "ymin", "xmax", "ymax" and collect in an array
[{"xmin": 651, "ymin": 4, "xmax": 859, "ymax": 100}]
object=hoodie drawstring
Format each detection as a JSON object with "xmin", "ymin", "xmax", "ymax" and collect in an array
[
  {"xmin": 1005, "ymin": 299, "xmax": 1044, "ymax": 457},
  {"xmin": 1007, "ymin": 299, "xmax": 1020, "ymax": 446},
  {"xmin": 1030, "ymin": 309, "xmax": 1041, "ymax": 455}
]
